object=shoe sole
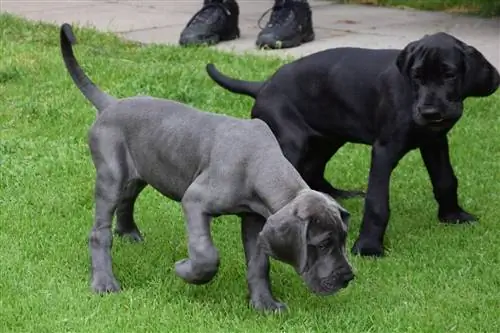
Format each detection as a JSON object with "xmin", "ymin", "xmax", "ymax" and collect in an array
[
  {"xmin": 256, "ymin": 31, "xmax": 315, "ymax": 50},
  {"xmin": 180, "ymin": 29, "xmax": 240, "ymax": 47},
  {"xmin": 220, "ymin": 28, "xmax": 240, "ymax": 42}
]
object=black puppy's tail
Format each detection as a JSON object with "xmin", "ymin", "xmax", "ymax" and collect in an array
[
  {"xmin": 206, "ymin": 63, "xmax": 263, "ymax": 98},
  {"xmin": 60, "ymin": 23, "xmax": 116, "ymax": 113}
]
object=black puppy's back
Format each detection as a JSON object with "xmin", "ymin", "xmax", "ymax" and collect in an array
[
  {"xmin": 260, "ymin": 48, "xmax": 402, "ymax": 143},
  {"xmin": 294, "ymin": 47, "xmax": 399, "ymax": 70},
  {"xmin": 276, "ymin": 47, "xmax": 400, "ymax": 92},
  {"xmin": 207, "ymin": 47, "xmax": 406, "ymax": 144}
]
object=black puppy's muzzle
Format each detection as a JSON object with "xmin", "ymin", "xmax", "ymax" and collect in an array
[{"xmin": 417, "ymin": 106, "xmax": 444, "ymax": 123}]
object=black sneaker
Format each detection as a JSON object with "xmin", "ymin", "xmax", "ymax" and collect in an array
[
  {"xmin": 256, "ymin": 1, "xmax": 315, "ymax": 49},
  {"xmin": 179, "ymin": 0, "xmax": 240, "ymax": 46}
]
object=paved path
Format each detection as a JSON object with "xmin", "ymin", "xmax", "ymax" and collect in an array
[{"xmin": 1, "ymin": 0, "xmax": 499, "ymax": 67}]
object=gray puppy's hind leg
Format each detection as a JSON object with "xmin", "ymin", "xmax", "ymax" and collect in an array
[
  {"xmin": 115, "ymin": 180, "xmax": 147, "ymax": 242},
  {"xmin": 175, "ymin": 186, "xmax": 220, "ymax": 285},
  {"xmin": 241, "ymin": 214, "xmax": 286, "ymax": 312},
  {"xmin": 90, "ymin": 171, "xmax": 123, "ymax": 293},
  {"xmin": 88, "ymin": 131, "xmax": 127, "ymax": 293}
]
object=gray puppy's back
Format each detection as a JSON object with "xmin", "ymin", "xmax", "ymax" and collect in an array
[{"xmin": 93, "ymin": 96, "xmax": 286, "ymax": 201}]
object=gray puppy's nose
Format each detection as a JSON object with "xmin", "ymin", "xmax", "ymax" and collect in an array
[{"xmin": 341, "ymin": 271, "xmax": 355, "ymax": 288}]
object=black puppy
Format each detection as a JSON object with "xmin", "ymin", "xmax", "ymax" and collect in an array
[{"xmin": 206, "ymin": 32, "xmax": 500, "ymax": 257}]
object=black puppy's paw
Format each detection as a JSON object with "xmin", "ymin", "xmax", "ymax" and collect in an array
[
  {"xmin": 439, "ymin": 210, "xmax": 478, "ymax": 224},
  {"xmin": 351, "ymin": 237, "xmax": 384, "ymax": 257},
  {"xmin": 115, "ymin": 227, "xmax": 144, "ymax": 242},
  {"xmin": 91, "ymin": 272, "xmax": 121, "ymax": 294},
  {"xmin": 250, "ymin": 297, "xmax": 287, "ymax": 313}
]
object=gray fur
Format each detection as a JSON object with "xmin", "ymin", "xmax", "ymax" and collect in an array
[{"xmin": 60, "ymin": 23, "xmax": 354, "ymax": 312}]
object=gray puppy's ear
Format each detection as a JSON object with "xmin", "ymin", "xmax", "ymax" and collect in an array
[
  {"xmin": 258, "ymin": 206, "xmax": 309, "ymax": 274},
  {"xmin": 460, "ymin": 44, "xmax": 500, "ymax": 97},
  {"xmin": 316, "ymin": 192, "xmax": 350, "ymax": 229}
]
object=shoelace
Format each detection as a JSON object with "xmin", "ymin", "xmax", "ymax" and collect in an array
[
  {"xmin": 257, "ymin": 2, "xmax": 296, "ymax": 30},
  {"xmin": 185, "ymin": 2, "xmax": 231, "ymax": 28}
]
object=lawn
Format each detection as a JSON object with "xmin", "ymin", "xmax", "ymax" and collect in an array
[
  {"xmin": 1, "ymin": 14, "xmax": 499, "ymax": 333},
  {"xmin": 340, "ymin": 0, "xmax": 500, "ymax": 16}
]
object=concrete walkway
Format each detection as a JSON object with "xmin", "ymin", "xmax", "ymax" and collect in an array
[{"xmin": 1, "ymin": 0, "xmax": 499, "ymax": 67}]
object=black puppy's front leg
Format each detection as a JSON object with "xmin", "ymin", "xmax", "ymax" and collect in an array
[
  {"xmin": 352, "ymin": 142, "xmax": 402, "ymax": 257},
  {"xmin": 420, "ymin": 136, "xmax": 477, "ymax": 223},
  {"xmin": 241, "ymin": 214, "xmax": 286, "ymax": 312}
]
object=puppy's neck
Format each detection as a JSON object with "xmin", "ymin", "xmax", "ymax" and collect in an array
[
  {"xmin": 267, "ymin": 188, "xmax": 311, "ymax": 217},
  {"xmin": 255, "ymin": 169, "xmax": 309, "ymax": 218}
]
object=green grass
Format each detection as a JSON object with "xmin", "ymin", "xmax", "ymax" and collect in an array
[
  {"xmin": 1, "ymin": 13, "xmax": 500, "ymax": 333},
  {"xmin": 339, "ymin": 0, "xmax": 500, "ymax": 16}
]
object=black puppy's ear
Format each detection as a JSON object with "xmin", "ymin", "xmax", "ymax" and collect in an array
[
  {"xmin": 461, "ymin": 44, "xmax": 500, "ymax": 97},
  {"xmin": 396, "ymin": 41, "xmax": 419, "ymax": 76}
]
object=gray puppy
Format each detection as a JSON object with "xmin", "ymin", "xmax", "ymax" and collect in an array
[{"xmin": 60, "ymin": 23, "xmax": 354, "ymax": 311}]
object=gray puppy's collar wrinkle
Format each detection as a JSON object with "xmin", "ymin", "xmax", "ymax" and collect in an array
[
  {"xmin": 264, "ymin": 188, "xmax": 311, "ymax": 217},
  {"xmin": 248, "ymin": 150, "xmax": 310, "ymax": 218}
]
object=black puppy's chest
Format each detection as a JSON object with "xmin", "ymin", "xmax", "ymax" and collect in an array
[{"xmin": 405, "ymin": 123, "xmax": 455, "ymax": 149}]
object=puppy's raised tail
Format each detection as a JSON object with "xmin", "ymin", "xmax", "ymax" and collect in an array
[
  {"xmin": 60, "ymin": 23, "xmax": 116, "ymax": 113},
  {"xmin": 206, "ymin": 63, "xmax": 263, "ymax": 99}
]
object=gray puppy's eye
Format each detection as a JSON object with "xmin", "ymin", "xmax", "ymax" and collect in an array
[{"xmin": 318, "ymin": 239, "xmax": 332, "ymax": 251}]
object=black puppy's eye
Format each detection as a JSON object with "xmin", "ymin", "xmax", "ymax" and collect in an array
[
  {"xmin": 411, "ymin": 70, "xmax": 423, "ymax": 81},
  {"xmin": 444, "ymin": 71, "xmax": 456, "ymax": 80}
]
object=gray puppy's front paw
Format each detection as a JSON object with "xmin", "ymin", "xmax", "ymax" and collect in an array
[
  {"xmin": 91, "ymin": 272, "xmax": 121, "ymax": 293},
  {"xmin": 250, "ymin": 297, "xmax": 288, "ymax": 313},
  {"xmin": 174, "ymin": 258, "xmax": 217, "ymax": 285}
]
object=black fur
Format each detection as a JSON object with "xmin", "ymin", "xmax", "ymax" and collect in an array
[{"xmin": 206, "ymin": 32, "xmax": 500, "ymax": 256}]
